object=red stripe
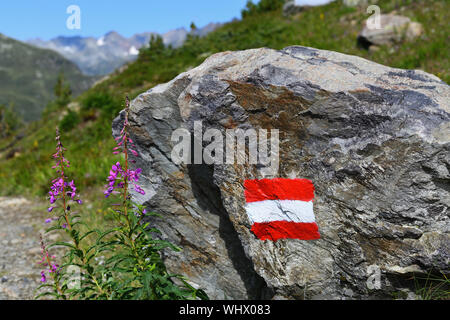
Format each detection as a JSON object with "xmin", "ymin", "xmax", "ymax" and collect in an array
[
  {"xmin": 251, "ymin": 221, "xmax": 320, "ymax": 241},
  {"xmin": 244, "ymin": 178, "xmax": 314, "ymax": 203}
]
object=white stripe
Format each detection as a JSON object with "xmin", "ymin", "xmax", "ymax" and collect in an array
[{"xmin": 245, "ymin": 200, "xmax": 315, "ymax": 224}]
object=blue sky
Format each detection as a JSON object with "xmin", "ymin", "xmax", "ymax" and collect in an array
[{"xmin": 0, "ymin": 0, "xmax": 250, "ymax": 41}]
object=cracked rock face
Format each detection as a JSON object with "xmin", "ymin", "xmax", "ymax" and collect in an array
[{"xmin": 113, "ymin": 46, "xmax": 449, "ymax": 299}]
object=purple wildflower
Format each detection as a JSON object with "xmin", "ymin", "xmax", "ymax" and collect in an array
[
  {"xmin": 45, "ymin": 128, "xmax": 82, "ymax": 228},
  {"xmin": 38, "ymin": 235, "xmax": 59, "ymax": 284},
  {"xmin": 40, "ymin": 271, "xmax": 46, "ymax": 283},
  {"xmin": 104, "ymin": 164, "xmax": 145, "ymax": 198},
  {"xmin": 49, "ymin": 264, "xmax": 59, "ymax": 273},
  {"xmin": 104, "ymin": 101, "xmax": 146, "ymax": 199}
]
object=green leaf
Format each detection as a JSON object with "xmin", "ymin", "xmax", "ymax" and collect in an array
[{"xmin": 47, "ymin": 241, "xmax": 77, "ymax": 250}]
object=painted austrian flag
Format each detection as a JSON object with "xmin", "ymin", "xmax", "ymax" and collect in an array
[{"xmin": 244, "ymin": 178, "xmax": 320, "ymax": 241}]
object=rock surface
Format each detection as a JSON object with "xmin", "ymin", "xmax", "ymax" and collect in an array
[
  {"xmin": 358, "ymin": 14, "xmax": 423, "ymax": 48},
  {"xmin": 282, "ymin": 1, "xmax": 303, "ymax": 16},
  {"xmin": 282, "ymin": 1, "xmax": 333, "ymax": 16},
  {"xmin": 343, "ymin": 0, "xmax": 369, "ymax": 7},
  {"xmin": 114, "ymin": 46, "xmax": 450, "ymax": 299}
]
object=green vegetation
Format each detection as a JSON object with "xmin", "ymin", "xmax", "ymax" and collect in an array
[
  {"xmin": 0, "ymin": 34, "xmax": 94, "ymax": 122},
  {"xmin": 241, "ymin": 0, "xmax": 285, "ymax": 18},
  {"xmin": 414, "ymin": 271, "xmax": 450, "ymax": 300},
  {"xmin": 0, "ymin": 104, "xmax": 22, "ymax": 138}
]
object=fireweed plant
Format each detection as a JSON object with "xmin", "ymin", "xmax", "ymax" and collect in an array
[{"xmin": 36, "ymin": 98, "xmax": 208, "ymax": 300}]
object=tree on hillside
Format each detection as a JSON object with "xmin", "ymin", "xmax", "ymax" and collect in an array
[
  {"xmin": 241, "ymin": 0, "xmax": 285, "ymax": 18},
  {"xmin": 139, "ymin": 34, "xmax": 169, "ymax": 62},
  {"xmin": 149, "ymin": 34, "xmax": 165, "ymax": 53},
  {"xmin": 54, "ymin": 72, "xmax": 72, "ymax": 107},
  {"xmin": 41, "ymin": 72, "xmax": 73, "ymax": 118},
  {"xmin": 0, "ymin": 104, "xmax": 22, "ymax": 138}
]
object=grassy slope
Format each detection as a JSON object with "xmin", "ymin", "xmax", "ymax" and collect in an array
[
  {"xmin": 0, "ymin": 34, "xmax": 95, "ymax": 121},
  {"xmin": 0, "ymin": 0, "xmax": 448, "ymax": 197}
]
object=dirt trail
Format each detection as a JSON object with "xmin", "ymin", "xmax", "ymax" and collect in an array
[{"xmin": 0, "ymin": 197, "xmax": 51, "ymax": 300}]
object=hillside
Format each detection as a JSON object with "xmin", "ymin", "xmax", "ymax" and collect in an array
[
  {"xmin": 0, "ymin": 0, "xmax": 448, "ymax": 197},
  {"xmin": 0, "ymin": 34, "xmax": 95, "ymax": 121}
]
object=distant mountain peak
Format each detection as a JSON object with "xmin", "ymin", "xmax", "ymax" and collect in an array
[
  {"xmin": 26, "ymin": 23, "xmax": 222, "ymax": 76},
  {"xmin": 104, "ymin": 30, "xmax": 119, "ymax": 36},
  {"xmin": 104, "ymin": 31, "xmax": 125, "ymax": 41}
]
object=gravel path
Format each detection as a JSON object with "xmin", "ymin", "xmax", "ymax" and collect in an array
[{"xmin": 0, "ymin": 197, "xmax": 55, "ymax": 300}]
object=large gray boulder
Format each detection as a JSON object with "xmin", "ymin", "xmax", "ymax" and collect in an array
[{"xmin": 114, "ymin": 46, "xmax": 449, "ymax": 299}]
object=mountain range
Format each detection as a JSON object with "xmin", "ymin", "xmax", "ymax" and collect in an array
[
  {"xmin": 28, "ymin": 23, "xmax": 221, "ymax": 76},
  {"xmin": 0, "ymin": 33, "xmax": 95, "ymax": 122}
]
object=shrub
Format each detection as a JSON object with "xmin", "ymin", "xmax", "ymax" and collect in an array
[
  {"xmin": 81, "ymin": 91, "xmax": 122, "ymax": 120},
  {"xmin": 241, "ymin": 0, "xmax": 285, "ymax": 18},
  {"xmin": 59, "ymin": 110, "xmax": 81, "ymax": 132},
  {"xmin": 0, "ymin": 104, "xmax": 22, "ymax": 138}
]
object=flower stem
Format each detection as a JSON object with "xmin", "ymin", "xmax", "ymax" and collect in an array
[{"xmin": 56, "ymin": 134, "xmax": 107, "ymax": 298}]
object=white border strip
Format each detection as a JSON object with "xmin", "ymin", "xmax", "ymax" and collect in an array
[{"xmin": 245, "ymin": 200, "xmax": 315, "ymax": 224}]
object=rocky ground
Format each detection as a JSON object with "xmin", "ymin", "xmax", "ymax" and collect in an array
[{"xmin": 0, "ymin": 197, "xmax": 52, "ymax": 300}]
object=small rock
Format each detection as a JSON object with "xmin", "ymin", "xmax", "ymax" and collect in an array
[
  {"xmin": 68, "ymin": 102, "xmax": 81, "ymax": 112},
  {"xmin": 282, "ymin": 0, "xmax": 333, "ymax": 17},
  {"xmin": 368, "ymin": 45, "xmax": 380, "ymax": 53},
  {"xmin": 406, "ymin": 22, "xmax": 423, "ymax": 40},
  {"xmin": 343, "ymin": 0, "xmax": 368, "ymax": 7},
  {"xmin": 358, "ymin": 14, "xmax": 423, "ymax": 48},
  {"xmin": 27, "ymin": 247, "xmax": 42, "ymax": 255},
  {"xmin": 282, "ymin": 1, "xmax": 305, "ymax": 17},
  {"xmin": 48, "ymin": 233, "xmax": 60, "ymax": 241},
  {"xmin": 407, "ymin": 292, "xmax": 419, "ymax": 300}
]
